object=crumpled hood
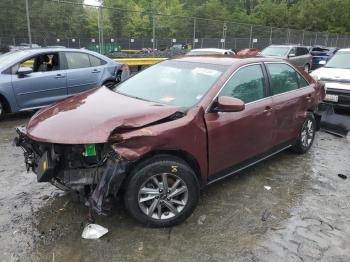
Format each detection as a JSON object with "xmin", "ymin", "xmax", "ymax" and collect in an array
[{"xmin": 27, "ymin": 87, "xmax": 182, "ymax": 144}]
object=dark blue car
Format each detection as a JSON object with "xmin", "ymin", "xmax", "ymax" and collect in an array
[
  {"xmin": 309, "ymin": 46, "xmax": 338, "ymax": 70},
  {"xmin": 0, "ymin": 48, "xmax": 130, "ymax": 118}
]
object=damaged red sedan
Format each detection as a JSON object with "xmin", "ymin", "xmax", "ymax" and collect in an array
[{"xmin": 15, "ymin": 56, "xmax": 325, "ymax": 227}]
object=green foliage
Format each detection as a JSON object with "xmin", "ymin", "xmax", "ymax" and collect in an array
[{"xmin": 1, "ymin": 0, "xmax": 350, "ymax": 42}]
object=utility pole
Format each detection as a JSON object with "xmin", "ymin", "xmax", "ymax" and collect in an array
[
  {"xmin": 97, "ymin": 6, "xmax": 104, "ymax": 54},
  {"xmin": 222, "ymin": 22, "xmax": 227, "ymax": 49},
  {"xmin": 193, "ymin": 17, "xmax": 196, "ymax": 49},
  {"xmin": 25, "ymin": 0, "xmax": 32, "ymax": 48},
  {"xmin": 269, "ymin": 27, "xmax": 273, "ymax": 45},
  {"xmin": 249, "ymin": 25, "xmax": 253, "ymax": 48},
  {"xmin": 152, "ymin": 0, "xmax": 156, "ymax": 50}
]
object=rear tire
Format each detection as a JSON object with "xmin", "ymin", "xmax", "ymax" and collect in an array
[
  {"xmin": 103, "ymin": 81, "xmax": 116, "ymax": 89},
  {"xmin": 0, "ymin": 99, "xmax": 5, "ymax": 119},
  {"xmin": 290, "ymin": 113, "xmax": 316, "ymax": 154},
  {"xmin": 124, "ymin": 155, "xmax": 200, "ymax": 227}
]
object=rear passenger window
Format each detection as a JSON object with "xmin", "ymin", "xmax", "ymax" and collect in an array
[
  {"xmin": 267, "ymin": 64, "xmax": 300, "ymax": 95},
  {"xmin": 65, "ymin": 52, "xmax": 91, "ymax": 69},
  {"xmin": 219, "ymin": 64, "xmax": 265, "ymax": 103},
  {"xmin": 89, "ymin": 55, "xmax": 106, "ymax": 66}
]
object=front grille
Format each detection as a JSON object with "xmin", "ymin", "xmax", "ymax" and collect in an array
[{"xmin": 327, "ymin": 88, "xmax": 350, "ymax": 106}]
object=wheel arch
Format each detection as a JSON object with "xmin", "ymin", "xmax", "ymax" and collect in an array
[
  {"xmin": 0, "ymin": 93, "xmax": 12, "ymax": 113},
  {"xmin": 126, "ymin": 149, "xmax": 204, "ymax": 187},
  {"xmin": 307, "ymin": 108, "xmax": 320, "ymax": 131}
]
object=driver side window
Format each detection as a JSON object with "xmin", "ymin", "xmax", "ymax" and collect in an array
[
  {"xmin": 12, "ymin": 53, "xmax": 60, "ymax": 74},
  {"xmin": 219, "ymin": 64, "xmax": 266, "ymax": 104}
]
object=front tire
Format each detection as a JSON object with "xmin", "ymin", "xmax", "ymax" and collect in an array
[
  {"xmin": 124, "ymin": 156, "xmax": 200, "ymax": 227},
  {"xmin": 290, "ymin": 113, "xmax": 316, "ymax": 154},
  {"xmin": 0, "ymin": 100, "xmax": 5, "ymax": 119}
]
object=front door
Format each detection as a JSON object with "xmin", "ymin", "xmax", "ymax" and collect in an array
[
  {"xmin": 205, "ymin": 64, "xmax": 276, "ymax": 180},
  {"xmin": 12, "ymin": 52, "xmax": 67, "ymax": 109}
]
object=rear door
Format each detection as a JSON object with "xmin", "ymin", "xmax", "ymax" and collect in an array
[
  {"xmin": 265, "ymin": 62, "xmax": 314, "ymax": 145},
  {"xmin": 297, "ymin": 47, "xmax": 311, "ymax": 68},
  {"xmin": 205, "ymin": 63, "xmax": 276, "ymax": 179},
  {"xmin": 63, "ymin": 52, "xmax": 104, "ymax": 95},
  {"xmin": 288, "ymin": 47, "xmax": 303, "ymax": 67},
  {"xmin": 11, "ymin": 52, "xmax": 67, "ymax": 109}
]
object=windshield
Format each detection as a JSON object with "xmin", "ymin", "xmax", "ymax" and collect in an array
[
  {"xmin": 261, "ymin": 46, "xmax": 290, "ymax": 57},
  {"xmin": 325, "ymin": 52, "xmax": 350, "ymax": 69},
  {"xmin": 0, "ymin": 51, "xmax": 29, "ymax": 68},
  {"xmin": 115, "ymin": 60, "xmax": 228, "ymax": 107}
]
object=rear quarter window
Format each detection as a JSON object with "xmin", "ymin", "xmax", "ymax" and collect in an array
[
  {"xmin": 267, "ymin": 63, "xmax": 300, "ymax": 95},
  {"xmin": 89, "ymin": 55, "xmax": 107, "ymax": 66}
]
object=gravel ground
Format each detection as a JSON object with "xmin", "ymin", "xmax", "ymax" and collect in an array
[{"xmin": 0, "ymin": 112, "xmax": 349, "ymax": 262}]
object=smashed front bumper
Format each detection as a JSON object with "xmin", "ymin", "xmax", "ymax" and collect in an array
[{"xmin": 14, "ymin": 126, "xmax": 131, "ymax": 214}]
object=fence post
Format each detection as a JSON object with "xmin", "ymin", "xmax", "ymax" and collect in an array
[
  {"xmin": 25, "ymin": 0, "xmax": 32, "ymax": 48},
  {"xmin": 314, "ymin": 32, "xmax": 318, "ymax": 45},
  {"xmin": 324, "ymin": 33, "xmax": 328, "ymax": 46},
  {"xmin": 301, "ymin": 30, "xmax": 305, "ymax": 45},
  {"xmin": 335, "ymin": 34, "xmax": 339, "ymax": 47},
  {"xmin": 193, "ymin": 17, "xmax": 196, "ymax": 48},
  {"xmin": 269, "ymin": 27, "xmax": 273, "ymax": 45},
  {"xmin": 249, "ymin": 25, "xmax": 253, "ymax": 48}
]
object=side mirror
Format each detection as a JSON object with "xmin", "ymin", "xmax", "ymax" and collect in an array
[
  {"xmin": 17, "ymin": 67, "xmax": 33, "ymax": 75},
  {"xmin": 288, "ymin": 53, "xmax": 296, "ymax": 58},
  {"xmin": 214, "ymin": 96, "xmax": 245, "ymax": 112}
]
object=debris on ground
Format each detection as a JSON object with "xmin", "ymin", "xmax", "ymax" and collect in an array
[
  {"xmin": 197, "ymin": 215, "xmax": 207, "ymax": 225},
  {"xmin": 261, "ymin": 209, "xmax": 271, "ymax": 222},
  {"xmin": 264, "ymin": 186, "xmax": 271, "ymax": 191},
  {"xmin": 338, "ymin": 174, "xmax": 347, "ymax": 179},
  {"xmin": 81, "ymin": 224, "xmax": 108, "ymax": 239}
]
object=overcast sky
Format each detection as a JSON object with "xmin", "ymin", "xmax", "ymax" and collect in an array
[{"xmin": 84, "ymin": 0, "xmax": 101, "ymax": 6}]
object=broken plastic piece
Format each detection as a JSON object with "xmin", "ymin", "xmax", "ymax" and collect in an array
[
  {"xmin": 338, "ymin": 174, "xmax": 347, "ymax": 180},
  {"xmin": 82, "ymin": 224, "xmax": 108, "ymax": 239}
]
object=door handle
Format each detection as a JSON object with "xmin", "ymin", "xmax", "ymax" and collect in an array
[
  {"xmin": 92, "ymin": 69, "xmax": 101, "ymax": 73},
  {"xmin": 55, "ymin": 74, "xmax": 65, "ymax": 79},
  {"xmin": 263, "ymin": 106, "xmax": 272, "ymax": 113}
]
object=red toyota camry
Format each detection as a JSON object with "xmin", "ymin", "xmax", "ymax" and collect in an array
[{"xmin": 15, "ymin": 55, "xmax": 325, "ymax": 227}]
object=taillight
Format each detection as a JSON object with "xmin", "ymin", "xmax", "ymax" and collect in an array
[{"xmin": 120, "ymin": 65, "xmax": 129, "ymax": 71}]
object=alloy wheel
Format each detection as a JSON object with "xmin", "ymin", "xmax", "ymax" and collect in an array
[
  {"xmin": 301, "ymin": 119, "xmax": 314, "ymax": 148},
  {"xmin": 138, "ymin": 173, "xmax": 188, "ymax": 220}
]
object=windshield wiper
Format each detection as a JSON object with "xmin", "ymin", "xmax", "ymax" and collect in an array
[{"xmin": 114, "ymin": 90, "xmax": 157, "ymax": 103}]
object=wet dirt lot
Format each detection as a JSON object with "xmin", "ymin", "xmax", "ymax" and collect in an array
[{"xmin": 0, "ymin": 113, "xmax": 350, "ymax": 262}]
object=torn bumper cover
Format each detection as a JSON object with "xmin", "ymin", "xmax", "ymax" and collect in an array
[{"xmin": 14, "ymin": 126, "xmax": 131, "ymax": 214}]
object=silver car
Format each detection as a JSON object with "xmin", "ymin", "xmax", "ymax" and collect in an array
[{"xmin": 261, "ymin": 45, "xmax": 312, "ymax": 72}]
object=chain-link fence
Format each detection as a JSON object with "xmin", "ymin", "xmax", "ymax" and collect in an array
[{"xmin": 1, "ymin": 0, "xmax": 349, "ymax": 54}]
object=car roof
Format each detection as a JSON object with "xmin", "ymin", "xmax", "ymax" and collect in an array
[
  {"xmin": 338, "ymin": 48, "xmax": 350, "ymax": 52},
  {"xmin": 190, "ymin": 48, "xmax": 231, "ymax": 52},
  {"xmin": 266, "ymin": 45, "xmax": 308, "ymax": 48},
  {"xmin": 170, "ymin": 55, "xmax": 285, "ymax": 66},
  {"xmin": 8, "ymin": 47, "xmax": 104, "ymax": 56}
]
